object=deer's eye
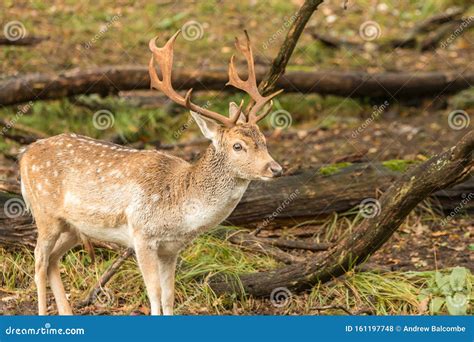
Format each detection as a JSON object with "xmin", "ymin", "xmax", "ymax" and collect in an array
[{"xmin": 233, "ymin": 143, "xmax": 243, "ymax": 151}]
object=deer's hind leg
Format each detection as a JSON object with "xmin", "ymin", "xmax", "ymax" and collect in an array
[
  {"xmin": 47, "ymin": 228, "xmax": 80, "ymax": 315},
  {"xmin": 34, "ymin": 217, "xmax": 64, "ymax": 315}
]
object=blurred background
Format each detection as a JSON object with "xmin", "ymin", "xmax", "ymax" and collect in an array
[{"xmin": 0, "ymin": 0, "xmax": 472, "ymax": 315}]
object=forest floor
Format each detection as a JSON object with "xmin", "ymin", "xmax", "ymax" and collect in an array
[
  {"xmin": 1, "ymin": 103, "xmax": 472, "ymax": 315},
  {"xmin": 0, "ymin": 0, "xmax": 473, "ymax": 315}
]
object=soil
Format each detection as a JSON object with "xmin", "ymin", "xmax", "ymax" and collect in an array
[
  {"xmin": 1, "ymin": 104, "xmax": 472, "ymax": 315},
  {"xmin": 1, "ymin": 0, "xmax": 473, "ymax": 316}
]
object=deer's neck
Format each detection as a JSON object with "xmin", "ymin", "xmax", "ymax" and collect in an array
[{"xmin": 188, "ymin": 145, "xmax": 249, "ymax": 205}]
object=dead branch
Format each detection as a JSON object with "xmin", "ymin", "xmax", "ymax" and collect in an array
[
  {"xmin": 309, "ymin": 8, "xmax": 470, "ymax": 50},
  {"xmin": 209, "ymin": 131, "xmax": 473, "ymax": 297},
  {"xmin": 227, "ymin": 232, "xmax": 305, "ymax": 264},
  {"xmin": 257, "ymin": 0, "xmax": 325, "ymax": 96},
  {"xmin": 0, "ymin": 36, "xmax": 49, "ymax": 46},
  {"xmin": 412, "ymin": 7, "xmax": 465, "ymax": 33},
  {"xmin": 0, "ymin": 180, "xmax": 21, "ymax": 194},
  {"xmin": 252, "ymin": 237, "xmax": 331, "ymax": 251},
  {"xmin": 0, "ymin": 118, "xmax": 48, "ymax": 144},
  {"xmin": 420, "ymin": 19, "xmax": 474, "ymax": 51},
  {"xmin": 309, "ymin": 32, "xmax": 361, "ymax": 49},
  {"xmin": 77, "ymin": 248, "xmax": 134, "ymax": 308},
  {"xmin": 312, "ymin": 305, "xmax": 374, "ymax": 315}
]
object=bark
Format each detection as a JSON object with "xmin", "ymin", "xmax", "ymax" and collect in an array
[
  {"xmin": 228, "ymin": 163, "xmax": 474, "ymax": 227},
  {"xmin": 209, "ymin": 131, "xmax": 474, "ymax": 296},
  {"xmin": 1, "ymin": 67, "xmax": 473, "ymax": 106},
  {"xmin": 257, "ymin": 0, "xmax": 325, "ymax": 96},
  {"xmin": 0, "ymin": 194, "xmax": 36, "ymax": 248},
  {"xmin": 1, "ymin": 161, "xmax": 472, "ymax": 248}
]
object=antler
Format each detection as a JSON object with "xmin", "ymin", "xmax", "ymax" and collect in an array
[
  {"xmin": 149, "ymin": 30, "xmax": 243, "ymax": 128},
  {"xmin": 227, "ymin": 30, "xmax": 283, "ymax": 124}
]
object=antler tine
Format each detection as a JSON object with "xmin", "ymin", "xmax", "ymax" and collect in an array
[
  {"xmin": 226, "ymin": 31, "xmax": 259, "ymax": 100},
  {"xmin": 148, "ymin": 30, "xmax": 181, "ymax": 88},
  {"xmin": 253, "ymin": 99, "xmax": 275, "ymax": 123},
  {"xmin": 248, "ymin": 89, "xmax": 284, "ymax": 123},
  {"xmin": 149, "ymin": 31, "xmax": 236, "ymax": 127},
  {"xmin": 228, "ymin": 99, "xmax": 245, "ymax": 124},
  {"xmin": 226, "ymin": 30, "xmax": 283, "ymax": 124}
]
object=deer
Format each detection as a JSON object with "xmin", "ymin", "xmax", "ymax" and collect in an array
[{"xmin": 19, "ymin": 30, "xmax": 283, "ymax": 316}]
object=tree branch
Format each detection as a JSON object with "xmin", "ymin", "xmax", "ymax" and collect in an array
[
  {"xmin": 209, "ymin": 131, "xmax": 473, "ymax": 296},
  {"xmin": 257, "ymin": 0, "xmax": 325, "ymax": 96},
  {"xmin": 77, "ymin": 248, "xmax": 134, "ymax": 308}
]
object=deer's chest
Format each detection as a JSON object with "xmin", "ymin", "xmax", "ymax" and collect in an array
[{"xmin": 180, "ymin": 183, "xmax": 248, "ymax": 232}]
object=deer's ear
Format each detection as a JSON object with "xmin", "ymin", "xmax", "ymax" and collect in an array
[
  {"xmin": 229, "ymin": 102, "xmax": 246, "ymax": 124},
  {"xmin": 190, "ymin": 111, "xmax": 220, "ymax": 141}
]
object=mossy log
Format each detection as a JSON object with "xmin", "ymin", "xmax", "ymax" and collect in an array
[{"xmin": 0, "ymin": 159, "xmax": 472, "ymax": 249}]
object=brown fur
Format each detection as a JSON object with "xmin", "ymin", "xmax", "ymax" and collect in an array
[{"xmin": 21, "ymin": 121, "xmax": 281, "ymax": 316}]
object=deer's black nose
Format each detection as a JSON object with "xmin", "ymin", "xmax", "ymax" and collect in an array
[{"xmin": 268, "ymin": 162, "xmax": 283, "ymax": 177}]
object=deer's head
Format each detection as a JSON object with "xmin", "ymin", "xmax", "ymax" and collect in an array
[{"xmin": 149, "ymin": 30, "xmax": 283, "ymax": 181}]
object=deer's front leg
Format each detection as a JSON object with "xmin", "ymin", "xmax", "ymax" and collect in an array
[
  {"xmin": 134, "ymin": 237, "xmax": 162, "ymax": 315},
  {"xmin": 157, "ymin": 247, "xmax": 178, "ymax": 316}
]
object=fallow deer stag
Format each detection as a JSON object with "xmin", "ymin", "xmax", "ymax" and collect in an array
[{"xmin": 20, "ymin": 30, "xmax": 283, "ymax": 316}]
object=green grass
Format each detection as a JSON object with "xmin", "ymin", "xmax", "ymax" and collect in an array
[
  {"xmin": 306, "ymin": 270, "xmax": 472, "ymax": 315},
  {"xmin": 0, "ymin": 227, "xmax": 278, "ymax": 315},
  {"xmin": 0, "ymin": 90, "xmax": 378, "ymax": 154},
  {"xmin": 1, "ymin": 0, "xmax": 468, "ymax": 75},
  {"xmin": 2, "ymin": 240, "xmax": 471, "ymax": 315},
  {"xmin": 0, "ymin": 0, "xmax": 473, "ymax": 316},
  {"xmin": 1, "ymin": 205, "xmax": 472, "ymax": 315},
  {"xmin": 1, "ymin": 212, "xmax": 471, "ymax": 315}
]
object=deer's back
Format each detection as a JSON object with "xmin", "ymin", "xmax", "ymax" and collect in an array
[{"xmin": 20, "ymin": 134, "xmax": 190, "ymax": 245}]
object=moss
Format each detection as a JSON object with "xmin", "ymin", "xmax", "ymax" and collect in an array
[
  {"xmin": 319, "ymin": 162, "xmax": 352, "ymax": 176},
  {"xmin": 382, "ymin": 159, "xmax": 416, "ymax": 172}
]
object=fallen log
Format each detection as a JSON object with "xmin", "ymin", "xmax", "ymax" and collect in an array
[
  {"xmin": 0, "ymin": 118, "xmax": 48, "ymax": 145},
  {"xmin": 210, "ymin": 131, "xmax": 474, "ymax": 297},
  {"xmin": 0, "ymin": 36, "xmax": 49, "ymax": 46},
  {"xmin": 311, "ymin": 18, "xmax": 473, "ymax": 51},
  {"xmin": 309, "ymin": 8, "xmax": 469, "ymax": 50},
  {"xmin": 387, "ymin": 8, "xmax": 466, "ymax": 49},
  {"xmin": 228, "ymin": 163, "xmax": 474, "ymax": 227},
  {"xmin": 1, "ymin": 161, "xmax": 472, "ymax": 248},
  {"xmin": 411, "ymin": 7, "xmax": 465, "ymax": 32},
  {"xmin": 1, "ymin": 67, "xmax": 473, "ymax": 106},
  {"xmin": 420, "ymin": 19, "xmax": 474, "ymax": 51}
]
